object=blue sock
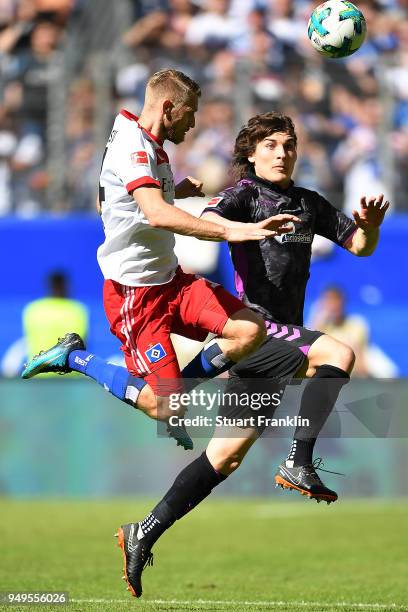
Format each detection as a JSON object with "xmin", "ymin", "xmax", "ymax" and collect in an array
[
  {"xmin": 68, "ymin": 350, "xmax": 147, "ymax": 405},
  {"xmin": 181, "ymin": 339, "xmax": 233, "ymax": 379}
]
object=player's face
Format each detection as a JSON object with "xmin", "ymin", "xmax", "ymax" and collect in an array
[
  {"xmin": 248, "ymin": 132, "xmax": 297, "ymax": 188},
  {"xmin": 166, "ymin": 95, "xmax": 198, "ymax": 144}
]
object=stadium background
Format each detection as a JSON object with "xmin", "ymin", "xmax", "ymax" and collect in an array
[{"xmin": 0, "ymin": 1, "xmax": 407, "ymax": 609}]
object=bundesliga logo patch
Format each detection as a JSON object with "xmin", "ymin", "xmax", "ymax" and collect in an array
[
  {"xmin": 145, "ymin": 343, "xmax": 167, "ymax": 363},
  {"xmin": 131, "ymin": 151, "xmax": 149, "ymax": 166},
  {"xmin": 206, "ymin": 196, "xmax": 223, "ymax": 207}
]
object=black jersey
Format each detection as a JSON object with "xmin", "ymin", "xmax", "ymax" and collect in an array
[{"xmin": 201, "ymin": 173, "xmax": 356, "ymax": 326}]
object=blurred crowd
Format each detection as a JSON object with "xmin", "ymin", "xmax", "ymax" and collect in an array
[{"xmin": 0, "ymin": 0, "xmax": 407, "ymax": 214}]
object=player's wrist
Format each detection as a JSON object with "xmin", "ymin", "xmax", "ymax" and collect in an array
[
  {"xmin": 360, "ymin": 225, "xmax": 379, "ymax": 235},
  {"xmin": 221, "ymin": 226, "xmax": 229, "ymax": 241}
]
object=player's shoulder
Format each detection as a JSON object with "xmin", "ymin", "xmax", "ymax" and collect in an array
[
  {"xmin": 293, "ymin": 184, "xmax": 322, "ymax": 203},
  {"xmin": 114, "ymin": 110, "xmax": 146, "ymax": 141},
  {"xmin": 216, "ymin": 179, "xmax": 258, "ymax": 205}
]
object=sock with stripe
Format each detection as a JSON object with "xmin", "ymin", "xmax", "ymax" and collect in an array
[
  {"xmin": 286, "ymin": 364, "xmax": 350, "ymax": 467},
  {"xmin": 68, "ymin": 350, "xmax": 147, "ymax": 405},
  {"xmin": 181, "ymin": 338, "xmax": 233, "ymax": 380},
  {"xmin": 137, "ymin": 451, "xmax": 227, "ymax": 545}
]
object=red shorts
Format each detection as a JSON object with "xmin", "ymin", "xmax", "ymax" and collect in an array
[{"xmin": 103, "ymin": 267, "xmax": 244, "ymax": 395}]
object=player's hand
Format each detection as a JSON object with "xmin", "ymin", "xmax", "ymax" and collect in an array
[
  {"xmin": 175, "ymin": 176, "xmax": 205, "ymax": 199},
  {"xmin": 352, "ymin": 195, "xmax": 390, "ymax": 230},
  {"xmin": 225, "ymin": 226, "xmax": 276, "ymax": 243},
  {"xmin": 255, "ymin": 214, "xmax": 301, "ymax": 235}
]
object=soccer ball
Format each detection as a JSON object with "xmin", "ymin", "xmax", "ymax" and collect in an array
[{"xmin": 307, "ymin": 0, "xmax": 366, "ymax": 58}]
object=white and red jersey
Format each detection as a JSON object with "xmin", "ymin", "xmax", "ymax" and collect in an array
[{"xmin": 97, "ymin": 109, "xmax": 178, "ymax": 286}]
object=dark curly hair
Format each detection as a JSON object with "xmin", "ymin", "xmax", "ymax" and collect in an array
[{"xmin": 232, "ymin": 112, "xmax": 297, "ymax": 179}]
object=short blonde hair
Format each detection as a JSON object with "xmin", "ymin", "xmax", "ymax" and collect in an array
[{"xmin": 146, "ymin": 69, "xmax": 201, "ymax": 106}]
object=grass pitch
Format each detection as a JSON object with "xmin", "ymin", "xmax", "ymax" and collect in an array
[{"xmin": 0, "ymin": 498, "xmax": 407, "ymax": 612}]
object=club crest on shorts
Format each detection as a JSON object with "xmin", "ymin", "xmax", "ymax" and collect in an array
[{"xmin": 145, "ymin": 343, "xmax": 167, "ymax": 363}]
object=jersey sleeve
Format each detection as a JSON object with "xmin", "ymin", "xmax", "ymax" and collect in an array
[
  {"xmin": 200, "ymin": 189, "xmax": 251, "ymax": 222},
  {"xmin": 111, "ymin": 127, "xmax": 161, "ymax": 194},
  {"xmin": 314, "ymin": 194, "xmax": 357, "ymax": 247}
]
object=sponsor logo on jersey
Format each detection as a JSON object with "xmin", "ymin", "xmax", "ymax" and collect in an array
[
  {"xmin": 274, "ymin": 222, "xmax": 312, "ymax": 244},
  {"xmin": 145, "ymin": 343, "xmax": 167, "ymax": 363},
  {"xmin": 161, "ymin": 176, "xmax": 175, "ymax": 194},
  {"xmin": 207, "ymin": 196, "xmax": 223, "ymax": 207},
  {"xmin": 131, "ymin": 151, "xmax": 149, "ymax": 166},
  {"xmin": 281, "ymin": 232, "xmax": 313, "ymax": 243}
]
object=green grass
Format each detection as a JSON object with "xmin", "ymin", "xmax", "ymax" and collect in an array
[{"xmin": 1, "ymin": 498, "xmax": 407, "ymax": 612}]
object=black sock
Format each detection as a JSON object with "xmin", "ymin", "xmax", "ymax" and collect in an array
[
  {"xmin": 138, "ymin": 452, "xmax": 227, "ymax": 546},
  {"xmin": 287, "ymin": 364, "xmax": 350, "ymax": 467}
]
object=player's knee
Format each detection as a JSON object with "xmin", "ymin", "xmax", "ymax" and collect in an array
[
  {"xmin": 225, "ymin": 311, "xmax": 266, "ymax": 357},
  {"xmin": 309, "ymin": 336, "xmax": 355, "ymax": 375},
  {"xmin": 135, "ymin": 384, "xmax": 158, "ymax": 418},
  {"xmin": 329, "ymin": 342, "xmax": 355, "ymax": 373},
  {"xmin": 342, "ymin": 345, "xmax": 355, "ymax": 372}
]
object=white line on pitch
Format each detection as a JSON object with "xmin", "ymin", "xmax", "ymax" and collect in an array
[{"xmin": 71, "ymin": 599, "xmax": 406, "ymax": 609}]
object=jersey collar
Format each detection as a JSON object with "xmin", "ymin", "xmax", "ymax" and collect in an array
[
  {"xmin": 120, "ymin": 109, "xmax": 164, "ymax": 146},
  {"xmin": 245, "ymin": 172, "xmax": 294, "ymax": 194}
]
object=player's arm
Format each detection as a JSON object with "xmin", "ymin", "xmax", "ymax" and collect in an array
[
  {"xmin": 202, "ymin": 210, "xmax": 301, "ymax": 234},
  {"xmin": 133, "ymin": 186, "xmax": 275, "ymax": 242},
  {"xmin": 96, "ymin": 194, "xmax": 101, "ymax": 215},
  {"xmin": 346, "ymin": 195, "xmax": 389, "ymax": 257}
]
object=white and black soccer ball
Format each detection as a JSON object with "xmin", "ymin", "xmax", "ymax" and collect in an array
[{"xmin": 307, "ymin": 0, "xmax": 366, "ymax": 58}]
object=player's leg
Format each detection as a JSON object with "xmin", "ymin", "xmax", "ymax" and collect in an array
[
  {"xmin": 116, "ymin": 368, "xmax": 272, "ymax": 598},
  {"xmin": 117, "ymin": 428, "xmax": 258, "ymax": 598},
  {"xmin": 177, "ymin": 274, "xmax": 266, "ymax": 383},
  {"xmin": 21, "ymin": 331, "xmax": 154, "ymax": 413},
  {"xmin": 21, "ymin": 278, "xmax": 194, "ymax": 449},
  {"xmin": 275, "ymin": 331, "xmax": 354, "ymax": 502}
]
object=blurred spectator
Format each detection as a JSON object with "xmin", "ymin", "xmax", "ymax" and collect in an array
[
  {"xmin": 23, "ymin": 271, "xmax": 88, "ymax": 363},
  {"xmin": 309, "ymin": 286, "xmax": 370, "ymax": 377},
  {"xmin": 0, "ymin": 109, "xmax": 17, "ymax": 215},
  {"xmin": 0, "ymin": 0, "xmax": 406, "ymax": 213},
  {"xmin": 65, "ymin": 77, "xmax": 98, "ymax": 211},
  {"xmin": 9, "ymin": 19, "xmax": 62, "ymax": 136},
  {"xmin": 332, "ymin": 97, "xmax": 392, "ymax": 216},
  {"xmin": 309, "ymin": 285, "xmax": 398, "ymax": 378},
  {"xmin": 169, "ymin": 97, "xmax": 234, "ymax": 193},
  {"xmin": 184, "ymin": 0, "xmax": 243, "ymax": 50}
]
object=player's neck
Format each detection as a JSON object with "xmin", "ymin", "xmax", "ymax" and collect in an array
[
  {"xmin": 138, "ymin": 112, "xmax": 166, "ymax": 144},
  {"xmin": 248, "ymin": 171, "xmax": 293, "ymax": 192}
]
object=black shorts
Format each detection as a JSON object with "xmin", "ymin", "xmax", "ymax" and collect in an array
[
  {"xmin": 230, "ymin": 324, "xmax": 323, "ymax": 379},
  {"xmin": 218, "ymin": 325, "xmax": 323, "ymax": 433}
]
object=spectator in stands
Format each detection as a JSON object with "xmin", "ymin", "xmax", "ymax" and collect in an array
[
  {"xmin": 332, "ymin": 97, "xmax": 392, "ymax": 217},
  {"xmin": 309, "ymin": 286, "xmax": 370, "ymax": 377},
  {"xmin": 1, "ymin": 0, "xmax": 407, "ymax": 212},
  {"xmin": 23, "ymin": 271, "xmax": 88, "ymax": 365},
  {"xmin": 11, "ymin": 19, "xmax": 62, "ymax": 137},
  {"xmin": 184, "ymin": 0, "xmax": 243, "ymax": 50},
  {"xmin": 0, "ymin": 109, "xmax": 17, "ymax": 215}
]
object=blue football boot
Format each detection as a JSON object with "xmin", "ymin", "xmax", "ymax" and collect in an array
[{"xmin": 21, "ymin": 332, "xmax": 85, "ymax": 379}]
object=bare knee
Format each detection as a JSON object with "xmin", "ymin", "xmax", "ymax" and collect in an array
[
  {"xmin": 222, "ymin": 309, "xmax": 266, "ymax": 360},
  {"xmin": 339, "ymin": 345, "xmax": 355, "ymax": 373},
  {"xmin": 134, "ymin": 387, "xmax": 183, "ymax": 421},
  {"xmin": 307, "ymin": 335, "xmax": 355, "ymax": 375},
  {"xmin": 324, "ymin": 342, "xmax": 355, "ymax": 374},
  {"xmin": 132, "ymin": 384, "xmax": 157, "ymax": 417}
]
